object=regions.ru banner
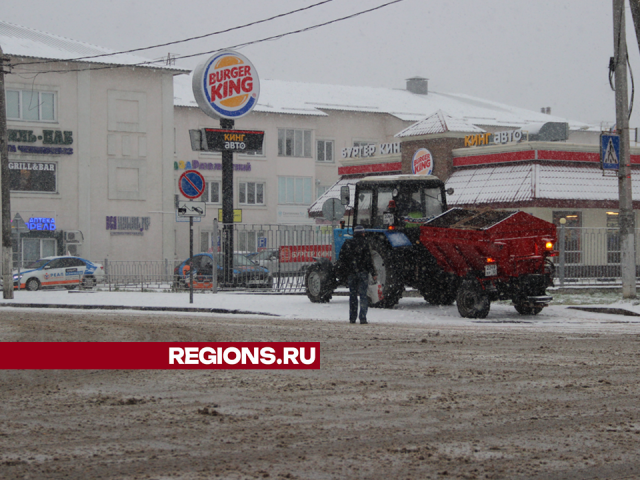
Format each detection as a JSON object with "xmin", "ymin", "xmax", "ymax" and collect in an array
[{"xmin": 0, "ymin": 342, "xmax": 320, "ymax": 370}]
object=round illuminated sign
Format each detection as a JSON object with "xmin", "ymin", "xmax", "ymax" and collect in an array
[
  {"xmin": 412, "ymin": 148, "xmax": 433, "ymax": 176},
  {"xmin": 192, "ymin": 50, "xmax": 260, "ymax": 120}
]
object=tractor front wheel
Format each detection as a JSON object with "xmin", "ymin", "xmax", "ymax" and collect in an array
[{"xmin": 305, "ymin": 262, "xmax": 336, "ymax": 303}]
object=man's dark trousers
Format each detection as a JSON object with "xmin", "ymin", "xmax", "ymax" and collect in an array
[{"xmin": 348, "ymin": 271, "xmax": 369, "ymax": 323}]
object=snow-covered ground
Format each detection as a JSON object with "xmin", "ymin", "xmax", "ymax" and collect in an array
[{"xmin": 1, "ymin": 288, "xmax": 640, "ymax": 330}]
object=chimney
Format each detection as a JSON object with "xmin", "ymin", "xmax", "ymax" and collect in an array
[
  {"xmin": 406, "ymin": 77, "xmax": 428, "ymax": 95},
  {"xmin": 541, "ymin": 107, "xmax": 551, "ymax": 114}
]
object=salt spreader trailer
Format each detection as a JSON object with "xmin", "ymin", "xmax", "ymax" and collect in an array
[{"xmin": 305, "ymin": 175, "xmax": 557, "ymax": 318}]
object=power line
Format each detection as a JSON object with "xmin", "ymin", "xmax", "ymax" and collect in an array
[
  {"xmin": 11, "ymin": 0, "xmax": 337, "ymax": 68},
  {"xmin": 9, "ymin": 0, "xmax": 406, "ymax": 75}
]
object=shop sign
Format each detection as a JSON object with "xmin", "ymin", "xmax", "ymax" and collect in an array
[
  {"xmin": 202, "ymin": 128, "xmax": 264, "ymax": 152},
  {"xmin": 412, "ymin": 148, "xmax": 433, "ymax": 175},
  {"xmin": 106, "ymin": 216, "xmax": 151, "ymax": 235},
  {"xmin": 464, "ymin": 130, "xmax": 523, "ymax": 147},
  {"xmin": 27, "ymin": 217, "xmax": 56, "ymax": 231},
  {"xmin": 341, "ymin": 142, "xmax": 400, "ymax": 158},
  {"xmin": 280, "ymin": 245, "xmax": 332, "ymax": 263},
  {"xmin": 174, "ymin": 160, "xmax": 251, "ymax": 172},
  {"xmin": 9, "ymin": 162, "xmax": 56, "ymax": 171},
  {"xmin": 192, "ymin": 50, "xmax": 260, "ymax": 120},
  {"xmin": 8, "ymin": 129, "xmax": 74, "ymax": 155},
  {"xmin": 9, "ymin": 162, "xmax": 57, "ymax": 193},
  {"xmin": 217, "ymin": 209, "xmax": 242, "ymax": 223}
]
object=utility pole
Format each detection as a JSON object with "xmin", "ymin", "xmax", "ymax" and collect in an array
[
  {"xmin": 612, "ymin": 0, "xmax": 637, "ymax": 299},
  {"xmin": 0, "ymin": 46, "xmax": 14, "ymax": 299}
]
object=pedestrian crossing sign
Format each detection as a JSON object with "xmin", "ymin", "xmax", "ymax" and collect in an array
[{"xmin": 600, "ymin": 133, "xmax": 620, "ymax": 171}]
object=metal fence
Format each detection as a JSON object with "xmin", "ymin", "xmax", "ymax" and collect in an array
[
  {"xmin": 3, "ymin": 225, "xmax": 639, "ymax": 291},
  {"xmin": 101, "ymin": 223, "xmax": 335, "ymax": 293},
  {"xmin": 554, "ymin": 227, "xmax": 640, "ymax": 286}
]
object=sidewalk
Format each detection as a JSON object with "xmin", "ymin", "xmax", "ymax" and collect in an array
[{"xmin": 1, "ymin": 288, "xmax": 640, "ymax": 327}]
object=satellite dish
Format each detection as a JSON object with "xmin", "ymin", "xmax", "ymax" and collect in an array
[{"xmin": 322, "ymin": 198, "xmax": 346, "ymax": 221}]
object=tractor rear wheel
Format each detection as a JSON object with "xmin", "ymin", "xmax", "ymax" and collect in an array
[
  {"xmin": 456, "ymin": 279, "xmax": 490, "ymax": 318},
  {"xmin": 305, "ymin": 262, "xmax": 336, "ymax": 303},
  {"xmin": 368, "ymin": 239, "xmax": 403, "ymax": 309}
]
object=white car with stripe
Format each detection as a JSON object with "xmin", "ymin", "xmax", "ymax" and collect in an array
[{"xmin": 11, "ymin": 256, "xmax": 105, "ymax": 291}]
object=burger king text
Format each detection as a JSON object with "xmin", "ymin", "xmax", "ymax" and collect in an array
[{"xmin": 209, "ymin": 66, "xmax": 254, "ymax": 102}]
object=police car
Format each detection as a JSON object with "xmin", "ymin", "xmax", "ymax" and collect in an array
[{"xmin": 9, "ymin": 256, "xmax": 105, "ymax": 291}]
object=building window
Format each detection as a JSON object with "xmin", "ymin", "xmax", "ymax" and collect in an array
[
  {"xmin": 202, "ymin": 181, "xmax": 221, "ymax": 203},
  {"xmin": 317, "ymin": 185, "xmax": 329, "ymax": 199},
  {"xmin": 278, "ymin": 128, "xmax": 312, "ymax": 157},
  {"xmin": 238, "ymin": 230, "xmax": 266, "ymax": 253},
  {"xmin": 200, "ymin": 231, "xmax": 219, "ymax": 253},
  {"xmin": 553, "ymin": 211, "xmax": 582, "ymax": 264},
  {"xmin": 6, "ymin": 89, "xmax": 56, "ymax": 122},
  {"xmin": 606, "ymin": 211, "xmax": 621, "ymax": 264},
  {"xmin": 317, "ymin": 140, "xmax": 334, "ymax": 162},
  {"xmin": 239, "ymin": 182, "xmax": 265, "ymax": 205},
  {"xmin": 278, "ymin": 176, "xmax": 313, "ymax": 205},
  {"xmin": 9, "ymin": 162, "xmax": 57, "ymax": 193},
  {"xmin": 20, "ymin": 238, "xmax": 56, "ymax": 266}
]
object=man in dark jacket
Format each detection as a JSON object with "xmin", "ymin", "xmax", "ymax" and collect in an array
[{"xmin": 339, "ymin": 225, "xmax": 377, "ymax": 324}]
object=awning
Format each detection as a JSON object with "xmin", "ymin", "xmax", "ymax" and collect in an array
[{"xmin": 446, "ymin": 164, "xmax": 640, "ymax": 206}]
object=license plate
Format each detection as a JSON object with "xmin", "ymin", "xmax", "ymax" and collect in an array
[
  {"xmin": 383, "ymin": 213, "xmax": 394, "ymax": 225},
  {"xmin": 485, "ymin": 264, "xmax": 497, "ymax": 277}
]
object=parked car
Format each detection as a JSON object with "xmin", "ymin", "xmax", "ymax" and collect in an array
[
  {"xmin": 245, "ymin": 248, "xmax": 314, "ymax": 276},
  {"xmin": 174, "ymin": 253, "xmax": 272, "ymax": 289},
  {"xmin": 8, "ymin": 256, "xmax": 105, "ymax": 291}
]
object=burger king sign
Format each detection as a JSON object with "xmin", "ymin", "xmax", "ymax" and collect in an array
[
  {"xmin": 192, "ymin": 51, "xmax": 260, "ymax": 120},
  {"xmin": 412, "ymin": 148, "xmax": 433, "ymax": 176}
]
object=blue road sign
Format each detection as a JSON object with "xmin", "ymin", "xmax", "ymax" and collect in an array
[
  {"xmin": 179, "ymin": 170, "xmax": 206, "ymax": 199},
  {"xmin": 601, "ymin": 134, "xmax": 620, "ymax": 171}
]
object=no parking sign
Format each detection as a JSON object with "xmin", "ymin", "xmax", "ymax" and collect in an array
[{"xmin": 179, "ymin": 170, "xmax": 206, "ymax": 199}]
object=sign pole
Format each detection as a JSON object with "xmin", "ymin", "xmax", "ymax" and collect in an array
[
  {"xmin": 221, "ymin": 118, "xmax": 234, "ymax": 285},
  {"xmin": 189, "ymin": 215, "xmax": 194, "ymax": 304},
  {"xmin": 191, "ymin": 50, "xmax": 260, "ymax": 286},
  {"xmin": 212, "ymin": 218, "xmax": 218, "ymax": 294},
  {"xmin": 177, "ymin": 170, "xmax": 205, "ymax": 304}
]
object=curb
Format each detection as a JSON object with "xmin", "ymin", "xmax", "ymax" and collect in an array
[
  {"xmin": 0, "ymin": 303, "xmax": 280, "ymax": 317},
  {"xmin": 567, "ymin": 306, "xmax": 640, "ymax": 317}
]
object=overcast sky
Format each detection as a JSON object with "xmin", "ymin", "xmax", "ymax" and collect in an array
[{"xmin": 3, "ymin": 0, "xmax": 640, "ymax": 129}]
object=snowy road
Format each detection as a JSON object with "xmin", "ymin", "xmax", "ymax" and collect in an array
[{"xmin": 1, "ymin": 289, "xmax": 640, "ymax": 332}]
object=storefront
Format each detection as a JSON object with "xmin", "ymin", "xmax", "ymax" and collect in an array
[{"xmin": 2, "ymin": 20, "xmax": 187, "ymax": 266}]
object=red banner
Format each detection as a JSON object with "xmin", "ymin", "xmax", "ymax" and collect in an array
[
  {"xmin": 279, "ymin": 245, "xmax": 332, "ymax": 263},
  {"xmin": 0, "ymin": 342, "xmax": 320, "ymax": 370}
]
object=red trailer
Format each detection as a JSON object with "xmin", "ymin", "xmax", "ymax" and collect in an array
[{"xmin": 420, "ymin": 208, "xmax": 557, "ymax": 318}]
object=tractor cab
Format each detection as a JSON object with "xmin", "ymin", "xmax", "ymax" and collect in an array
[{"xmin": 348, "ymin": 175, "xmax": 449, "ymax": 232}]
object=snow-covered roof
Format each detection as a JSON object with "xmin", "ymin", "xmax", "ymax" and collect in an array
[
  {"xmin": 174, "ymin": 74, "xmax": 596, "ymax": 130},
  {"xmin": 446, "ymin": 164, "xmax": 640, "ymax": 205},
  {"xmin": 395, "ymin": 110, "xmax": 486, "ymax": 137},
  {"xmin": 0, "ymin": 20, "xmax": 188, "ymax": 72}
]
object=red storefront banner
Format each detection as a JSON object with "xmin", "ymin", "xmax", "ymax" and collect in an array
[
  {"xmin": 0, "ymin": 342, "xmax": 320, "ymax": 370},
  {"xmin": 279, "ymin": 245, "xmax": 332, "ymax": 263}
]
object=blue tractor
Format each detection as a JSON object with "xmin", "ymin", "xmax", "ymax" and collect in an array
[{"xmin": 304, "ymin": 175, "xmax": 453, "ymax": 308}]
